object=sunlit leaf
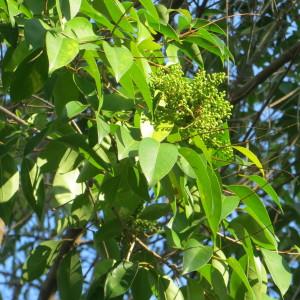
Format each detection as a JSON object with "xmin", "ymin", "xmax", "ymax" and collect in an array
[
  {"xmin": 261, "ymin": 249, "xmax": 292, "ymax": 297},
  {"xmin": 139, "ymin": 138, "xmax": 178, "ymax": 186},
  {"xmin": 46, "ymin": 32, "xmax": 79, "ymax": 74},
  {"xmin": 182, "ymin": 239, "xmax": 213, "ymax": 274},
  {"xmin": 103, "ymin": 41, "xmax": 134, "ymax": 82}
]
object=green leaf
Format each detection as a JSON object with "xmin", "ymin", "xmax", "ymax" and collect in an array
[
  {"xmin": 64, "ymin": 17, "xmax": 98, "ymax": 44},
  {"xmin": 24, "ymin": 18, "xmax": 46, "ymax": 49},
  {"xmin": 139, "ymin": 203, "xmax": 171, "ymax": 220},
  {"xmin": 233, "ymin": 146, "xmax": 265, "ymax": 177},
  {"xmin": 261, "ymin": 249, "xmax": 291, "ymax": 297},
  {"xmin": 221, "ymin": 195, "xmax": 240, "ymax": 220},
  {"xmin": 63, "ymin": 101, "xmax": 88, "ymax": 119},
  {"xmin": 230, "ymin": 215, "xmax": 277, "ymax": 250},
  {"xmin": 139, "ymin": 138, "xmax": 178, "ymax": 186},
  {"xmin": 23, "ymin": 240, "xmax": 61, "ymax": 281},
  {"xmin": 53, "ymin": 169, "xmax": 84, "ymax": 206},
  {"xmin": 115, "ymin": 126, "xmax": 139, "ymax": 160},
  {"xmin": 83, "ymin": 50, "xmax": 103, "ymax": 106},
  {"xmin": 227, "ymin": 258, "xmax": 255, "ymax": 298},
  {"xmin": 58, "ymin": 134, "xmax": 108, "ymax": 170},
  {"xmin": 131, "ymin": 267, "xmax": 152, "ymax": 300},
  {"xmin": 179, "ymin": 148, "xmax": 221, "ymax": 236},
  {"xmin": 71, "ymin": 194, "xmax": 94, "ymax": 223},
  {"xmin": 104, "ymin": 261, "xmax": 138, "ymax": 299},
  {"xmin": 140, "ymin": 114, "xmax": 173, "ymax": 141},
  {"xmin": 228, "ymin": 185, "xmax": 275, "ymax": 237},
  {"xmin": 41, "ymin": 142, "xmax": 80, "ymax": 173},
  {"xmin": 194, "ymin": 29, "xmax": 225, "ymax": 55},
  {"xmin": 96, "ymin": 116, "xmax": 110, "ymax": 144},
  {"xmin": 157, "ymin": 275, "xmax": 184, "ymax": 300},
  {"xmin": 102, "ymin": 94, "xmax": 134, "ymax": 111},
  {"xmin": 21, "ymin": 158, "xmax": 44, "ymax": 219},
  {"xmin": 130, "ymin": 63, "xmax": 152, "ymax": 111},
  {"xmin": 103, "ymin": 0, "xmax": 134, "ymax": 33},
  {"xmin": 199, "ymin": 265, "xmax": 228, "ymax": 299},
  {"xmin": 103, "ymin": 41, "xmax": 134, "ymax": 82},
  {"xmin": 53, "ymin": 70, "xmax": 80, "ymax": 115},
  {"xmin": 0, "ymin": 155, "xmax": 19, "ymax": 203},
  {"xmin": 248, "ymin": 175, "xmax": 282, "ymax": 211},
  {"xmin": 10, "ymin": 50, "xmax": 48, "ymax": 101},
  {"xmin": 57, "ymin": 251, "xmax": 83, "ymax": 300},
  {"xmin": 80, "ymin": 0, "xmax": 115, "ymax": 32},
  {"xmin": 139, "ymin": 0, "xmax": 159, "ymax": 21},
  {"xmin": 60, "ymin": 0, "xmax": 82, "ymax": 20},
  {"xmin": 46, "ymin": 32, "xmax": 79, "ymax": 74},
  {"xmin": 182, "ymin": 239, "xmax": 213, "ymax": 274},
  {"xmin": 246, "ymin": 256, "xmax": 268, "ymax": 300},
  {"xmin": 181, "ymin": 279, "xmax": 205, "ymax": 300}
]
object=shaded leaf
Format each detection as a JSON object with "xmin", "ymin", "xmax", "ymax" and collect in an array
[
  {"xmin": 57, "ymin": 251, "xmax": 83, "ymax": 300},
  {"xmin": 23, "ymin": 241, "xmax": 61, "ymax": 281},
  {"xmin": 21, "ymin": 158, "xmax": 44, "ymax": 219},
  {"xmin": 10, "ymin": 50, "xmax": 48, "ymax": 101},
  {"xmin": 227, "ymin": 257, "xmax": 255, "ymax": 298},
  {"xmin": 104, "ymin": 261, "xmax": 138, "ymax": 299},
  {"xmin": 179, "ymin": 147, "xmax": 221, "ymax": 235}
]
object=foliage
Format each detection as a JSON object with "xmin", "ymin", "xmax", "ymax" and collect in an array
[
  {"xmin": 150, "ymin": 65, "xmax": 233, "ymax": 157},
  {"xmin": 0, "ymin": 0, "xmax": 298, "ymax": 299}
]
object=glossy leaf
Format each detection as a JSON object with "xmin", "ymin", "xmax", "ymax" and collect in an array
[
  {"xmin": 63, "ymin": 101, "xmax": 88, "ymax": 119},
  {"xmin": 139, "ymin": 138, "xmax": 178, "ymax": 186},
  {"xmin": 221, "ymin": 195, "xmax": 240, "ymax": 220},
  {"xmin": 0, "ymin": 155, "xmax": 19, "ymax": 203},
  {"xmin": 46, "ymin": 32, "xmax": 79, "ymax": 74},
  {"xmin": 179, "ymin": 147, "xmax": 221, "ymax": 235},
  {"xmin": 60, "ymin": 0, "xmax": 82, "ymax": 20},
  {"xmin": 182, "ymin": 239, "xmax": 213, "ymax": 274},
  {"xmin": 103, "ymin": 41, "xmax": 134, "ymax": 82},
  {"xmin": 64, "ymin": 17, "xmax": 98, "ymax": 43},
  {"xmin": 248, "ymin": 174, "xmax": 282, "ymax": 211},
  {"xmin": 104, "ymin": 261, "xmax": 138, "ymax": 299},
  {"xmin": 227, "ymin": 258, "xmax": 255, "ymax": 298},
  {"xmin": 157, "ymin": 275, "xmax": 184, "ymax": 300},
  {"xmin": 139, "ymin": 0, "xmax": 159, "ymax": 21},
  {"xmin": 53, "ymin": 169, "xmax": 84, "ymax": 206},
  {"xmin": 261, "ymin": 249, "xmax": 292, "ymax": 297},
  {"xmin": 228, "ymin": 185, "xmax": 275, "ymax": 236},
  {"xmin": 233, "ymin": 146, "xmax": 265, "ymax": 177}
]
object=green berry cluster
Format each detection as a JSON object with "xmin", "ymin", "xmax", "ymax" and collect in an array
[
  {"xmin": 150, "ymin": 64, "xmax": 233, "ymax": 157},
  {"xmin": 129, "ymin": 217, "xmax": 159, "ymax": 235}
]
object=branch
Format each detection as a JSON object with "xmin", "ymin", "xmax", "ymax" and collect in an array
[
  {"xmin": 231, "ymin": 40, "xmax": 300, "ymax": 104},
  {"xmin": 136, "ymin": 237, "xmax": 180, "ymax": 275},
  {"xmin": 196, "ymin": 0, "xmax": 209, "ymax": 18},
  {"xmin": 0, "ymin": 104, "xmax": 28, "ymax": 126},
  {"xmin": 38, "ymin": 228, "xmax": 83, "ymax": 300},
  {"xmin": 242, "ymin": 59, "xmax": 294, "ymax": 141}
]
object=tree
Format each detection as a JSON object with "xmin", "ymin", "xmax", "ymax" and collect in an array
[{"xmin": 0, "ymin": 0, "xmax": 298, "ymax": 299}]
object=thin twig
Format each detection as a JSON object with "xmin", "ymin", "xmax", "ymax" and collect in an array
[{"xmin": 0, "ymin": 105, "xmax": 28, "ymax": 126}]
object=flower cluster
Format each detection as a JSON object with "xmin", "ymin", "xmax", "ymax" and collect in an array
[{"xmin": 150, "ymin": 64, "xmax": 233, "ymax": 157}]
